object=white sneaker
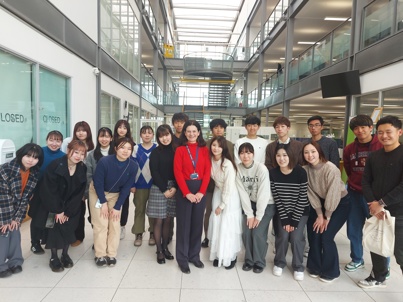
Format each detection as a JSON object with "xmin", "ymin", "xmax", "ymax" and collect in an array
[
  {"xmin": 294, "ymin": 271, "xmax": 304, "ymax": 281},
  {"xmin": 120, "ymin": 226, "xmax": 125, "ymax": 240},
  {"xmin": 273, "ymin": 265, "xmax": 283, "ymax": 277}
]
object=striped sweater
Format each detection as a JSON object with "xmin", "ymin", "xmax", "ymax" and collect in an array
[{"xmin": 269, "ymin": 165, "xmax": 309, "ymax": 227}]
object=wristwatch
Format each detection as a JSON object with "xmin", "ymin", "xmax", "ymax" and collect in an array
[{"xmin": 324, "ymin": 216, "xmax": 331, "ymax": 221}]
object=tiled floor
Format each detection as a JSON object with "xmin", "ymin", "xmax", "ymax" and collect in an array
[{"xmin": 1, "ymin": 203, "xmax": 403, "ymax": 302}]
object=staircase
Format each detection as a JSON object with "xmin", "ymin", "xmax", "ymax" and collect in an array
[{"xmin": 208, "ymin": 82, "xmax": 231, "ymax": 107}]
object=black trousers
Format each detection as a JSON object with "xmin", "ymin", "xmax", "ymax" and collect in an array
[
  {"xmin": 75, "ymin": 201, "xmax": 86, "ymax": 241},
  {"xmin": 120, "ymin": 195, "xmax": 130, "ymax": 227},
  {"xmin": 175, "ymin": 180, "xmax": 206, "ymax": 267}
]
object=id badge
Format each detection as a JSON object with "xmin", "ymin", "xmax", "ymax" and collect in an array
[{"xmin": 190, "ymin": 173, "xmax": 199, "ymax": 180}]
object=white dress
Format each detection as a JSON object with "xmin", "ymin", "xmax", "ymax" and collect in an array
[{"xmin": 207, "ymin": 158, "xmax": 243, "ymax": 267}]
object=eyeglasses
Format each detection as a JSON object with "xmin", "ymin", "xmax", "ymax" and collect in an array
[{"xmin": 308, "ymin": 123, "xmax": 322, "ymax": 129}]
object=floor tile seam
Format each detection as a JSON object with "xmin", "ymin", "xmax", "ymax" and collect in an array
[{"xmin": 234, "ymin": 267, "xmax": 249, "ymax": 302}]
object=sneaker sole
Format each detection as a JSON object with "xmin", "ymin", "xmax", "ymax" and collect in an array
[
  {"xmin": 344, "ymin": 264, "xmax": 365, "ymax": 272},
  {"xmin": 319, "ymin": 277, "xmax": 339, "ymax": 283},
  {"xmin": 358, "ymin": 282, "xmax": 386, "ymax": 289}
]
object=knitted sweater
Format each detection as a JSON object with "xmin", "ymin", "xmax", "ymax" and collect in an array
[
  {"xmin": 315, "ymin": 136, "xmax": 340, "ymax": 167},
  {"xmin": 133, "ymin": 143, "xmax": 157, "ymax": 189},
  {"xmin": 236, "ymin": 161, "xmax": 273, "ymax": 221},
  {"xmin": 303, "ymin": 162, "xmax": 347, "ymax": 218},
  {"xmin": 39, "ymin": 146, "xmax": 65, "ymax": 178},
  {"xmin": 270, "ymin": 165, "xmax": 309, "ymax": 227}
]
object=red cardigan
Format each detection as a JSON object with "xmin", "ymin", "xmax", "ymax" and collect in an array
[{"xmin": 174, "ymin": 142, "xmax": 211, "ymax": 196}]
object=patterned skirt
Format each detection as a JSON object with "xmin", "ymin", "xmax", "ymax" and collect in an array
[{"xmin": 147, "ymin": 184, "xmax": 176, "ymax": 219}]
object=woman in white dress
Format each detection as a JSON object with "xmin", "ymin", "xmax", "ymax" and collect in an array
[{"xmin": 208, "ymin": 136, "xmax": 242, "ymax": 269}]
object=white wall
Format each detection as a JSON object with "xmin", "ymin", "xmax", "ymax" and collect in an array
[
  {"xmin": 49, "ymin": 0, "xmax": 98, "ymax": 42},
  {"xmin": 360, "ymin": 61, "xmax": 403, "ymax": 94},
  {"xmin": 0, "ymin": 9, "xmax": 97, "ymax": 135}
]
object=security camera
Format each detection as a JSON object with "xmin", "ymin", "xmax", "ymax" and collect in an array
[{"xmin": 93, "ymin": 67, "xmax": 100, "ymax": 76}]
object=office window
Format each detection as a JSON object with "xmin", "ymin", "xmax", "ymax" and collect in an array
[
  {"xmin": 101, "ymin": 0, "xmax": 140, "ymax": 79},
  {"xmin": 100, "ymin": 92, "xmax": 120, "ymax": 130}
]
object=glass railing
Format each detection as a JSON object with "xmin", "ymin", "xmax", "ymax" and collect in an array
[
  {"xmin": 288, "ymin": 19, "xmax": 351, "ymax": 85},
  {"xmin": 183, "ymin": 52, "xmax": 234, "ymax": 76},
  {"xmin": 263, "ymin": 0, "xmax": 289, "ymax": 37},
  {"xmin": 142, "ymin": 0, "xmax": 157, "ymax": 34},
  {"xmin": 164, "ymin": 91, "xmax": 180, "ymax": 105},
  {"xmin": 361, "ymin": 0, "xmax": 393, "ymax": 48}
]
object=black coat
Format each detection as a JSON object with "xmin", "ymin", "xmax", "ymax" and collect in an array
[{"xmin": 33, "ymin": 155, "xmax": 87, "ymax": 231}]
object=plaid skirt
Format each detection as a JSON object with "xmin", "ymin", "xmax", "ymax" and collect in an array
[{"xmin": 146, "ymin": 184, "xmax": 176, "ymax": 219}]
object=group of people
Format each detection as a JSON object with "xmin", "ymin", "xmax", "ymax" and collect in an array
[{"xmin": 0, "ymin": 112, "xmax": 402, "ymax": 290}]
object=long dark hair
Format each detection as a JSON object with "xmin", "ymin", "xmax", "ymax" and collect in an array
[
  {"xmin": 93, "ymin": 127, "xmax": 114, "ymax": 162},
  {"xmin": 72, "ymin": 121, "xmax": 94, "ymax": 151},
  {"xmin": 113, "ymin": 119, "xmax": 133, "ymax": 145},
  {"xmin": 15, "ymin": 143, "xmax": 44, "ymax": 172},
  {"xmin": 156, "ymin": 124, "xmax": 174, "ymax": 150},
  {"xmin": 210, "ymin": 136, "xmax": 237, "ymax": 172},
  {"xmin": 178, "ymin": 120, "xmax": 206, "ymax": 147}
]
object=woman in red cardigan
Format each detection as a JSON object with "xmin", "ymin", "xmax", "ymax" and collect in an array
[{"xmin": 174, "ymin": 120, "xmax": 211, "ymax": 274}]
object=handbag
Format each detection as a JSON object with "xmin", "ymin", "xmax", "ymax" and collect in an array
[{"xmin": 362, "ymin": 209, "xmax": 395, "ymax": 257}]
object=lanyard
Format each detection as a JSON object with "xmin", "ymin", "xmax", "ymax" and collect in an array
[{"xmin": 186, "ymin": 145, "xmax": 199, "ymax": 172}]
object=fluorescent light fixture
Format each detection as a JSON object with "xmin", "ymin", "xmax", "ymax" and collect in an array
[
  {"xmin": 298, "ymin": 41, "xmax": 316, "ymax": 45},
  {"xmin": 324, "ymin": 17, "xmax": 348, "ymax": 21}
]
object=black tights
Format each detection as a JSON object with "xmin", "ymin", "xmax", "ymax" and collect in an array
[
  {"xmin": 50, "ymin": 244, "xmax": 70, "ymax": 259},
  {"xmin": 153, "ymin": 217, "xmax": 172, "ymax": 252}
]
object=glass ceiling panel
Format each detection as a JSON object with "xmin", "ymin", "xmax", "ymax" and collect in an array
[{"xmin": 172, "ymin": 0, "xmax": 244, "ymax": 43}]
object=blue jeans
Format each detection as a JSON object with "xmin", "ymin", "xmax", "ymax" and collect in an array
[
  {"xmin": 307, "ymin": 194, "xmax": 350, "ymax": 279},
  {"xmin": 346, "ymin": 188, "xmax": 369, "ymax": 263}
]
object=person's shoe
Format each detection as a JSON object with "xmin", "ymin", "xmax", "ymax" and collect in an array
[
  {"xmin": 60, "ymin": 254, "xmax": 74, "ymax": 268},
  {"xmin": 358, "ymin": 276, "xmax": 386, "ymax": 288},
  {"xmin": 344, "ymin": 260, "xmax": 364, "ymax": 272},
  {"xmin": 308, "ymin": 271, "xmax": 319, "ymax": 278},
  {"xmin": 31, "ymin": 242, "xmax": 45, "ymax": 255},
  {"xmin": 106, "ymin": 257, "xmax": 117, "ymax": 266},
  {"xmin": 179, "ymin": 265, "xmax": 190, "ymax": 274},
  {"xmin": 162, "ymin": 248, "xmax": 174, "ymax": 260},
  {"xmin": 10, "ymin": 265, "xmax": 22, "ymax": 274},
  {"xmin": 120, "ymin": 226, "xmax": 125, "ymax": 240},
  {"xmin": 94, "ymin": 257, "xmax": 108, "ymax": 267},
  {"xmin": 386, "ymin": 267, "xmax": 391, "ymax": 280},
  {"xmin": 294, "ymin": 271, "xmax": 304, "ymax": 281},
  {"xmin": 242, "ymin": 263, "xmax": 253, "ymax": 271},
  {"xmin": 0, "ymin": 269, "xmax": 12, "ymax": 278},
  {"xmin": 149, "ymin": 233, "xmax": 156, "ymax": 246},
  {"xmin": 190, "ymin": 260, "xmax": 204, "ymax": 268},
  {"xmin": 71, "ymin": 240, "xmax": 82, "ymax": 247},
  {"xmin": 253, "ymin": 265, "xmax": 264, "ymax": 273},
  {"xmin": 49, "ymin": 258, "xmax": 64, "ymax": 272},
  {"xmin": 319, "ymin": 276, "xmax": 339, "ymax": 283},
  {"xmin": 134, "ymin": 234, "xmax": 143, "ymax": 246},
  {"xmin": 201, "ymin": 238, "xmax": 209, "ymax": 248},
  {"xmin": 225, "ymin": 258, "xmax": 237, "ymax": 270},
  {"xmin": 213, "ymin": 259, "xmax": 219, "ymax": 267},
  {"xmin": 157, "ymin": 251, "xmax": 165, "ymax": 264},
  {"xmin": 273, "ymin": 265, "xmax": 283, "ymax": 277}
]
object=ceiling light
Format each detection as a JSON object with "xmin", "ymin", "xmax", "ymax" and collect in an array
[
  {"xmin": 298, "ymin": 41, "xmax": 316, "ymax": 45},
  {"xmin": 324, "ymin": 17, "xmax": 348, "ymax": 21}
]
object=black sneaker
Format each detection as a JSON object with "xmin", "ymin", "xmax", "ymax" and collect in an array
[
  {"xmin": 61, "ymin": 254, "xmax": 74, "ymax": 268},
  {"xmin": 31, "ymin": 242, "xmax": 45, "ymax": 255},
  {"xmin": 106, "ymin": 257, "xmax": 117, "ymax": 266},
  {"xmin": 95, "ymin": 257, "xmax": 107, "ymax": 267},
  {"xmin": 201, "ymin": 238, "xmax": 209, "ymax": 248},
  {"xmin": 10, "ymin": 265, "xmax": 23, "ymax": 274},
  {"xmin": 49, "ymin": 258, "xmax": 64, "ymax": 272},
  {"xmin": 0, "ymin": 269, "xmax": 12, "ymax": 278}
]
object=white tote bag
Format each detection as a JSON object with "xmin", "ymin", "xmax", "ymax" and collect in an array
[{"xmin": 363, "ymin": 210, "xmax": 395, "ymax": 257}]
